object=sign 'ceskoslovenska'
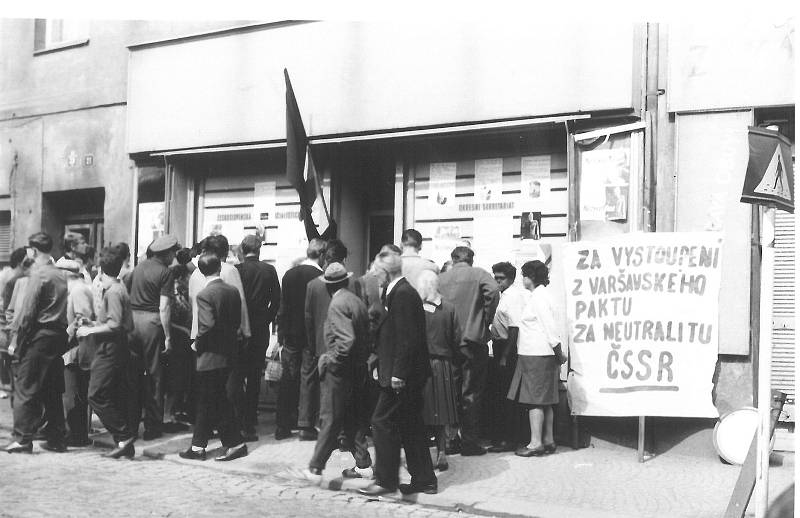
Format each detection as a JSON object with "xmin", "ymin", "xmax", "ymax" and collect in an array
[{"xmin": 564, "ymin": 232, "xmax": 723, "ymax": 417}]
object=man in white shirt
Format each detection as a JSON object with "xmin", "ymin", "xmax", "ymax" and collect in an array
[
  {"xmin": 488, "ymin": 262, "xmax": 528, "ymax": 452},
  {"xmin": 399, "ymin": 229, "xmax": 438, "ymax": 290}
]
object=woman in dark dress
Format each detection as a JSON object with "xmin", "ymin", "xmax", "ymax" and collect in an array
[{"xmin": 415, "ymin": 270, "xmax": 462, "ymax": 471}]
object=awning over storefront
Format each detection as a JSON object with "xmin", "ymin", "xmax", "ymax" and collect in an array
[{"xmin": 127, "ymin": 21, "xmax": 640, "ymax": 154}]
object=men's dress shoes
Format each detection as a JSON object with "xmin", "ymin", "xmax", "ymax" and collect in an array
[
  {"xmin": 359, "ymin": 484, "xmax": 397, "ymax": 497},
  {"xmin": 66, "ymin": 437, "xmax": 93, "ymax": 448},
  {"xmin": 106, "ymin": 440, "xmax": 135, "ymax": 459},
  {"xmin": 298, "ymin": 429, "xmax": 318, "ymax": 441},
  {"xmin": 215, "ymin": 444, "xmax": 248, "ymax": 462},
  {"xmin": 488, "ymin": 441, "xmax": 515, "ymax": 453},
  {"xmin": 142, "ymin": 429, "xmax": 163, "ymax": 441},
  {"xmin": 399, "ymin": 483, "xmax": 438, "ymax": 495},
  {"xmin": 242, "ymin": 431, "xmax": 259, "ymax": 443},
  {"xmin": 179, "ymin": 448, "xmax": 207, "ymax": 461},
  {"xmin": 5, "ymin": 441, "xmax": 33, "ymax": 454},
  {"xmin": 444, "ymin": 439, "xmax": 461, "ymax": 455},
  {"xmin": 543, "ymin": 442, "xmax": 557, "ymax": 454},
  {"xmin": 460, "ymin": 443, "xmax": 487, "ymax": 456},
  {"xmin": 515, "ymin": 446, "xmax": 546, "ymax": 457},
  {"xmin": 274, "ymin": 428, "xmax": 292, "ymax": 440},
  {"xmin": 39, "ymin": 442, "xmax": 67, "ymax": 453}
]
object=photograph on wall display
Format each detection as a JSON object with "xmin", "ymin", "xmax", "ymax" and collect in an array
[
  {"xmin": 604, "ymin": 184, "xmax": 628, "ymax": 221},
  {"xmin": 520, "ymin": 155, "xmax": 551, "ymax": 201},
  {"xmin": 579, "ymin": 147, "xmax": 630, "ymax": 221},
  {"xmin": 428, "ymin": 162, "xmax": 457, "ymax": 213},
  {"xmin": 474, "ymin": 158, "xmax": 503, "ymax": 202},
  {"xmin": 520, "ymin": 211, "xmax": 541, "ymax": 240}
]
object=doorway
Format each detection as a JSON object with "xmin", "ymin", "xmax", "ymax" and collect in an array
[{"xmin": 42, "ymin": 188, "xmax": 105, "ymax": 258}]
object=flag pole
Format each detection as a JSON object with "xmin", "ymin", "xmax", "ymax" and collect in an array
[{"xmin": 307, "ymin": 114, "xmax": 331, "ymax": 223}]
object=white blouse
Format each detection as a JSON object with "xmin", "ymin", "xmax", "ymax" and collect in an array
[{"xmin": 517, "ymin": 285, "xmax": 561, "ymax": 356}]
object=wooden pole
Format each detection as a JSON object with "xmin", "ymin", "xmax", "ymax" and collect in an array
[{"xmin": 755, "ymin": 206, "xmax": 775, "ymax": 518}]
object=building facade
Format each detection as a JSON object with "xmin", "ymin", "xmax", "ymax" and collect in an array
[{"xmin": 0, "ymin": 19, "xmax": 794, "ymax": 448}]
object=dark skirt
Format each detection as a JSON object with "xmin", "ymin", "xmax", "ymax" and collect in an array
[
  {"xmin": 422, "ymin": 357, "xmax": 459, "ymax": 426},
  {"xmin": 507, "ymin": 355, "xmax": 559, "ymax": 406}
]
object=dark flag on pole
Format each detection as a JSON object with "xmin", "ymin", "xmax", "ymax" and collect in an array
[
  {"xmin": 284, "ymin": 68, "xmax": 337, "ymax": 239},
  {"xmin": 740, "ymin": 126, "xmax": 794, "ymax": 213}
]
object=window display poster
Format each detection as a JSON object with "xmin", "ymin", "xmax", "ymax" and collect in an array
[
  {"xmin": 430, "ymin": 223, "xmax": 462, "ymax": 268},
  {"xmin": 202, "ymin": 207, "xmax": 253, "ymax": 247},
  {"xmin": 520, "ymin": 155, "xmax": 551, "ymax": 204},
  {"xmin": 429, "ymin": 162, "xmax": 457, "ymax": 214},
  {"xmin": 136, "ymin": 202, "xmax": 165, "ymax": 261},
  {"xmin": 520, "ymin": 211, "xmax": 542, "ymax": 240},
  {"xmin": 580, "ymin": 147, "xmax": 630, "ymax": 221},
  {"xmin": 253, "ymin": 181, "xmax": 276, "ymax": 227},
  {"xmin": 472, "ymin": 215, "xmax": 514, "ymax": 271},
  {"xmin": 474, "ymin": 158, "xmax": 503, "ymax": 203}
]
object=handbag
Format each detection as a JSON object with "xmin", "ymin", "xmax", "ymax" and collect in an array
[{"xmin": 264, "ymin": 345, "xmax": 283, "ymax": 382}]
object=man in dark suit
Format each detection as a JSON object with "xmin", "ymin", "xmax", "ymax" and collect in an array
[
  {"xmin": 179, "ymin": 254, "xmax": 248, "ymax": 462},
  {"xmin": 302, "ymin": 262, "xmax": 372, "ymax": 482},
  {"xmin": 235, "ymin": 235, "xmax": 281, "ymax": 440},
  {"xmin": 360, "ymin": 251, "xmax": 437, "ymax": 496},
  {"xmin": 275, "ymin": 238, "xmax": 326, "ymax": 440},
  {"xmin": 299, "ymin": 239, "xmax": 349, "ymax": 441}
]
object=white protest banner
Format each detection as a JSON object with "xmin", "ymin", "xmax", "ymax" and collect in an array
[{"xmin": 564, "ymin": 232, "xmax": 723, "ymax": 417}]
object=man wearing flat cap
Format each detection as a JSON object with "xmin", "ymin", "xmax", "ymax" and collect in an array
[
  {"xmin": 302, "ymin": 262, "xmax": 372, "ymax": 483},
  {"xmin": 127, "ymin": 234, "xmax": 178, "ymax": 440}
]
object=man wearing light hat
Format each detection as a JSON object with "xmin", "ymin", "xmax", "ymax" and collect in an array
[
  {"xmin": 302, "ymin": 262, "xmax": 372, "ymax": 483},
  {"xmin": 127, "ymin": 234, "xmax": 179, "ymax": 440}
]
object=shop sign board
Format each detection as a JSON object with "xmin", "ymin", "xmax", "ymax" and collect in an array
[{"xmin": 564, "ymin": 232, "xmax": 723, "ymax": 417}]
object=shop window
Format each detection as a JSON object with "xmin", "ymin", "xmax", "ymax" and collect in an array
[
  {"xmin": 0, "ymin": 211, "xmax": 10, "ymax": 265},
  {"xmin": 33, "ymin": 19, "xmax": 89, "ymax": 54},
  {"xmin": 574, "ymin": 128, "xmax": 643, "ymax": 240}
]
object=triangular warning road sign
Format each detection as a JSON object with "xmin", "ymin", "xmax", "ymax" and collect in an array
[{"xmin": 753, "ymin": 144, "xmax": 791, "ymax": 201}]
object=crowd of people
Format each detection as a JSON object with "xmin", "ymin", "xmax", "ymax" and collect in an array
[{"xmin": 0, "ymin": 226, "xmax": 566, "ymax": 496}]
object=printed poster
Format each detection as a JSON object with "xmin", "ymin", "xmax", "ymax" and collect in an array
[
  {"xmin": 428, "ymin": 162, "xmax": 457, "ymax": 214},
  {"xmin": 430, "ymin": 224, "xmax": 462, "ymax": 268},
  {"xmin": 253, "ymin": 181, "xmax": 276, "ymax": 227},
  {"xmin": 520, "ymin": 211, "xmax": 542, "ymax": 240},
  {"xmin": 474, "ymin": 158, "xmax": 503, "ymax": 203},
  {"xmin": 563, "ymin": 232, "xmax": 723, "ymax": 417},
  {"xmin": 580, "ymin": 147, "xmax": 630, "ymax": 221},
  {"xmin": 521, "ymin": 155, "xmax": 551, "ymax": 204}
]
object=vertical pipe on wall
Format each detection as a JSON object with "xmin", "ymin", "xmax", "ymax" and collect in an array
[
  {"xmin": 642, "ymin": 22, "xmax": 659, "ymax": 233},
  {"xmin": 394, "ymin": 157, "xmax": 405, "ymax": 244}
]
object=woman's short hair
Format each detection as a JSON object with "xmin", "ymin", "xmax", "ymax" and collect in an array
[{"xmin": 521, "ymin": 260, "xmax": 549, "ymax": 287}]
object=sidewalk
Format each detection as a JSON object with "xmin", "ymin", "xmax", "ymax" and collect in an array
[{"xmin": 1, "ymin": 397, "xmax": 793, "ymax": 518}]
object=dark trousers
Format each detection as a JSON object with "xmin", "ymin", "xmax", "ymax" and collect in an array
[
  {"xmin": 457, "ymin": 341, "xmax": 489, "ymax": 447},
  {"xmin": 238, "ymin": 328, "xmax": 268, "ymax": 432},
  {"xmin": 298, "ymin": 348, "xmax": 319, "ymax": 429},
  {"xmin": 165, "ymin": 330, "xmax": 193, "ymax": 421},
  {"xmin": 63, "ymin": 365, "xmax": 90, "ymax": 442},
  {"xmin": 131, "ymin": 311, "xmax": 165, "ymax": 432},
  {"xmin": 89, "ymin": 340, "xmax": 134, "ymax": 443},
  {"xmin": 13, "ymin": 329, "xmax": 67, "ymax": 445},
  {"xmin": 276, "ymin": 345, "xmax": 302, "ymax": 431},
  {"xmin": 371, "ymin": 385, "xmax": 436, "ymax": 490},
  {"xmin": 309, "ymin": 364, "xmax": 372, "ymax": 471},
  {"xmin": 489, "ymin": 339, "xmax": 522, "ymax": 445},
  {"xmin": 192, "ymin": 367, "xmax": 243, "ymax": 449}
]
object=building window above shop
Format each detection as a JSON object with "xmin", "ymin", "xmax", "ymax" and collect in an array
[{"xmin": 33, "ymin": 19, "xmax": 89, "ymax": 54}]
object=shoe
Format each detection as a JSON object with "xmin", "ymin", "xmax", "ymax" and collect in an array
[
  {"xmin": 142, "ymin": 429, "xmax": 163, "ymax": 441},
  {"xmin": 172, "ymin": 411, "xmax": 191, "ymax": 424},
  {"xmin": 5, "ymin": 441, "xmax": 33, "ymax": 454},
  {"xmin": 488, "ymin": 441, "xmax": 515, "ymax": 453},
  {"xmin": 302, "ymin": 467, "xmax": 323, "ymax": 483},
  {"xmin": 435, "ymin": 453, "xmax": 449, "ymax": 472},
  {"xmin": 274, "ymin": 428, "xmax": 292, "ymax": 440},
  {"xmin": 543, "ymin": 442, "xmax": 557, "ymax": 454},
  {"xmin": 359, "ymin": 484, "xmax": 397, "ymax": 497},
  {"xmin": 67, "ymin": 437, "xmax": 93, "ymax": 448},
  {"xmin": 298, "ymin": 429, "xmax": 318, "ymax": 441},
  {"xmin": 342, "ymin": 466, "xmax": 373, "ymax": 479},
  {"xmin": 40, "ymin": 442, "xmax": 67, "ymax": 453},
  {"xmin": 106, "ymin": 439, "xmax": 135, "ymax": 459},
  {"xmin": 444, "ymin": 439, "xmax": 461, "ymax": 455},
  {"xmin": 179, "ymin": 448, "xmax": 206, "ymax": 461},
  {"xmin": 460, "ymin": 443, "xmax": 487, "ymax": 456},
  {"xmin": 162, "ymin": 421, "xmax": 190, "ymax": 433},
  {"xmin": 215, "ymin": 443, "xmax": 248, "ymax": 462},
  {"xmin": 242, "ymin": 431, "xmax": 259, "ymax": 443},
  {"xmin": 515, "ymin": 446, "xmax": 546, "ymax": 457},
  {"xmin": 399, "ymin": 482, "xmax": 438, "ymax": 495}
]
